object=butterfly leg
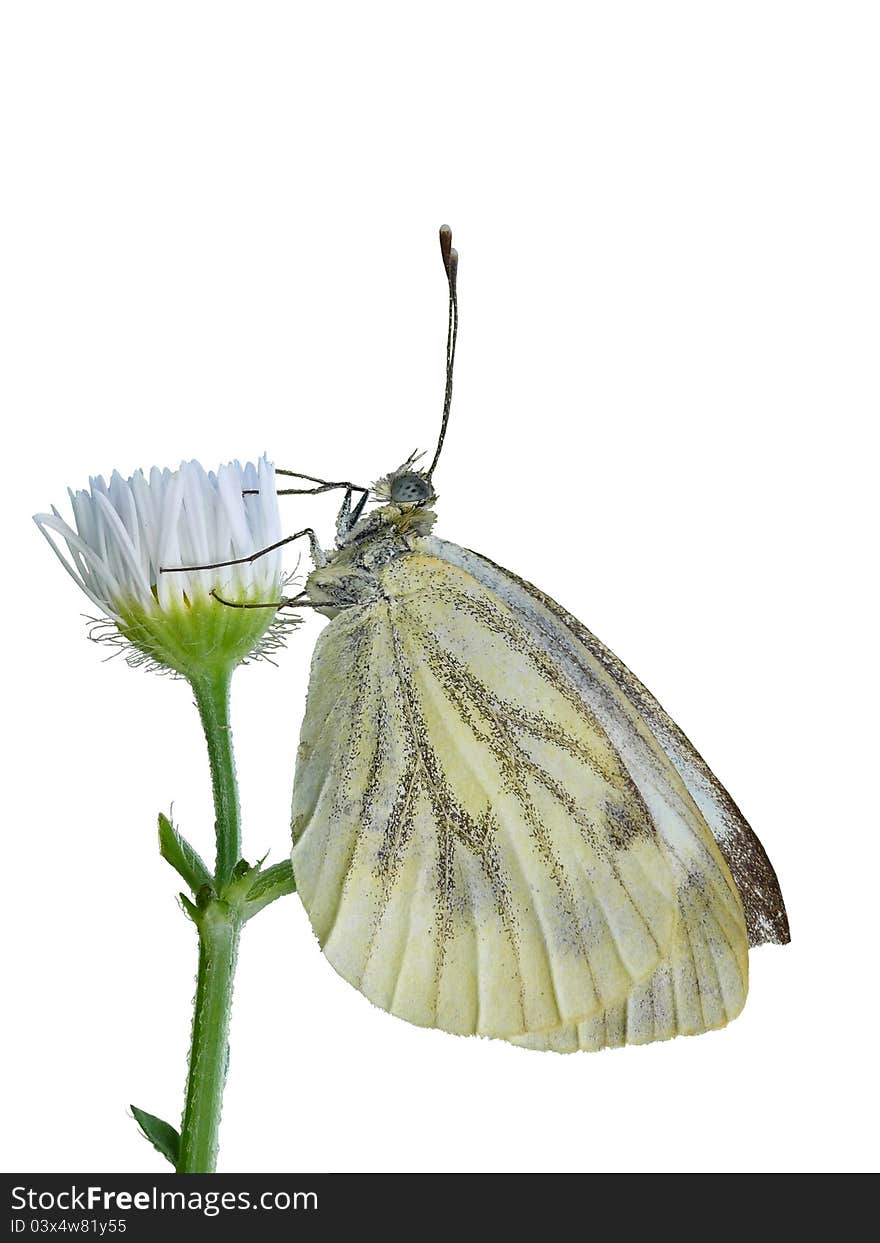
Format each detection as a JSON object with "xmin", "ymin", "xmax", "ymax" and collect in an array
[
  {"xmin": 159, "ymin": 528, "xmax": 327, "ymax": 575},
  {"xmin": 335, "ymin": 486, "xmax": 369, "ymax": 543},
  {"xmin": 242, "ymin": 471, "xmax": 371, "ymax": 549},
  {"xmin": 209, "ymin": 587, "xmax": 321, "ymax": 612},
  {"xmin": 243, "ymin": 469, "xmax": 370, "ymax": 500}
]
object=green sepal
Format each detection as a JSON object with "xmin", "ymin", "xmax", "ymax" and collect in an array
[
  {"xmin": 115, "ymin": 590, "xmax": 283, "ymax": 682},
  {"xmin": 242, "ymin": 859, "xmax": 296, "ymax": 919},
  {"xmin": 131, "ymin": 1105, "xmax": 180, "ymax": 1169},
  {"xmin": 158, "ymin": 813, "xmax": 211, "ymax": 894}
]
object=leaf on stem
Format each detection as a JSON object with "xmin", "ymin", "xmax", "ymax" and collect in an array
[
  {"xmin": 243, "ymin": 859, "xmax": 296, "ymax": 919},
  {"xmin": 179, "ymin": 892, "xmax": 201, "ymax": 924},
  {"xmin": 158, "ymin": 813, "xmax": 212, "ymax": 894},
  {"xmin": 130, "ymin": 1105, "xmax": 180, "ymax": 1169}
]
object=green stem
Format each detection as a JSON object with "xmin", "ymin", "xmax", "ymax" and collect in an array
[
  {"xmin": 177, "ymin": 902, "xmax": 241, "ymax": 1173},
  {"xmin": 177, "ymin": 665, "xmax": 241, "ymax": 1174},
  {"xmin": 145, "ymin": 664, "xmax": 296, "ymax": 1171},
  {"xmin": 191, "ymin": 669, "xmax": 240, "ymax": 889}
]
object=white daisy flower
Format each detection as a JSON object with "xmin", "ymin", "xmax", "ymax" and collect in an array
[{"xmin": 35, "ymin": 456, "xmax": 291, "ymax": 677}]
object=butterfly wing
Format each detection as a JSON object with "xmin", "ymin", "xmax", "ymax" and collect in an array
[
  {"xmin": 425, "ymin": 537, "xmax": 790, "ymax": 948},
  {"xmin": 292, "ymin": 546, "xmax": 751, "ymax": 1049}
]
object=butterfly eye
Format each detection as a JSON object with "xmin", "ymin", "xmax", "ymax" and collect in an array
[{"xmin": 390, "ymin": 473, "xmax": 432, "ymax": 504}]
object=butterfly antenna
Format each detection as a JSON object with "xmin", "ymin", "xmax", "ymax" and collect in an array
[{"xmin": 426, "ymin": 223, "xmax": 459, "ymax": 480}]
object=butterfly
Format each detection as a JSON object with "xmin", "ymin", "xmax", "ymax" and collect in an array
[{"xmin": 241, "ymin": 226, "xmax": 788, "ymax": 1052}]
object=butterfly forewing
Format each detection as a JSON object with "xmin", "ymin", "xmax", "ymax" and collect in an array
[{"xmin": 425, "ymin": 536, "xmax": 790, "ymax": 948}]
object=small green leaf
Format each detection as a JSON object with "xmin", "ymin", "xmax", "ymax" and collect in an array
[
  {"xmin": 158, "ymin": 813, "xmax": 212, "ymax": 894},
  {"xmin": 179, "ymin": 892, "xmax": 201, "ymax": 923},
  {"xmin": 243, "ymin": 859, "xmax": 296, "ymax": 919},
  {"xmin": 131, "ymin": 1105, "xmax": 180, "ymax": 1168}
]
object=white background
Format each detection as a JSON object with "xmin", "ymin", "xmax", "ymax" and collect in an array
[{"xmin": 1, "ymin": 2, "xmax": 877, "ymax": 1175}]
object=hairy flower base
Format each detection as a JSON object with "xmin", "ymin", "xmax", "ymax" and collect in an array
[{"xmin": 111, "ymin": 590, "xmax": 287, "ymax": 679}]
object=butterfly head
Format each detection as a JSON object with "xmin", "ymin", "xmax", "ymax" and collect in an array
[
  {"xmin": 388, "ymin": 472, "xmax": 434, "ymax": 505},
  {"xmin": 372, "ymin": 453, "xmax": 437, "ymax": 508}
]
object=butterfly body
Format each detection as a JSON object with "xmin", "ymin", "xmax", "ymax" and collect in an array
[{"xmin": 291, "ymin": 495, "xmax": 786, "ymax": 1052}]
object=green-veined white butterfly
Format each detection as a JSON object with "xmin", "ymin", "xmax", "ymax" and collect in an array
[{"xmin": 222, "ymin": 226, "xmax": 789, "ymax": 1052}]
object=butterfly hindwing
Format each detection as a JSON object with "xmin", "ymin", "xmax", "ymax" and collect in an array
[{"xmin": 292, "ymin": 545, "xmax": 751, "ymax": 1049}]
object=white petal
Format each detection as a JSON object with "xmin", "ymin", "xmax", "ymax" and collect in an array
[{"xmin": 37, "ymin": 455, "xmax": 285, "ymax": 622}]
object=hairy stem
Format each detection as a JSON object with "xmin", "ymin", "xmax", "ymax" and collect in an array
[
  {"xmin": 178, "ymin": 666, "xmax": 241, "ymax": 1174},
  {"xmin": 177, "ymin": 902, "xmax": 241, "ymax": 1173},
  {"xmin": 191, "ymin": 670, "xmax": 241, "ymax": 889}
]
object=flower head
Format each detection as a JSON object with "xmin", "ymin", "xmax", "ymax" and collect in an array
[{"xmin": 35, "ymin": 456, "xmax": 291, "ymax": 678}]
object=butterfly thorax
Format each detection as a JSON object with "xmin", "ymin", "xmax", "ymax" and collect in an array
[
  {"xmin": 341, "ymin": 501, "xmax": 437, "ymax": 549},
  {"xmin": 306, "ymin": 503, "xmax": 438, "ymax": 617}
]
